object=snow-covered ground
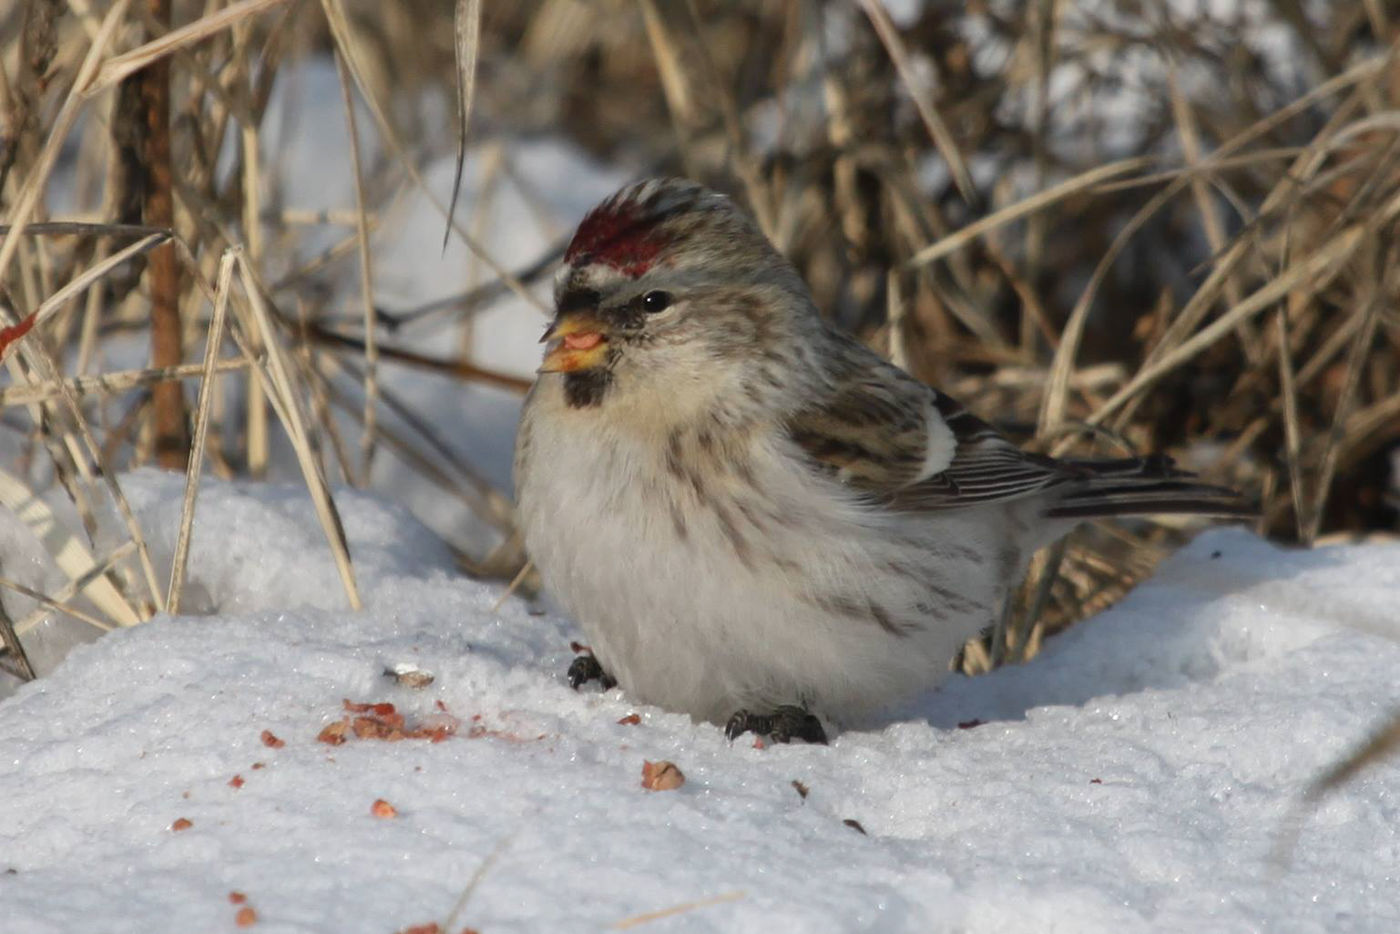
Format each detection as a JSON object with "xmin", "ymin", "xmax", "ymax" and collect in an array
[{"xmin": 1, "ymin": 471, "xmax": 1397, "ymax": 932}]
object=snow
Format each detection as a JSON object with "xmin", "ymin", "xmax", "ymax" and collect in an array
[{"xmin": 2, "ymin": 471, "xmax": 1398, "ymax": 932}]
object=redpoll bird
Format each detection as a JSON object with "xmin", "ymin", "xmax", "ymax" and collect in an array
[{"xmin": 514, "ymin": 178, "xmax": 1249, "ymax": 743}]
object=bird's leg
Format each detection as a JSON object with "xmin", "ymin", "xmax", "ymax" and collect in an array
[
  {"xmin": 566, "ymin": 652, "xmax": 616, "ymax": 691},
  {"xmin": 725, "ymin": 705, "xmax": 828, "ymax": 744}
]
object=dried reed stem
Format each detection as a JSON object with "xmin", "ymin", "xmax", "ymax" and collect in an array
[
  {"xmin": 167, "ymin": 249, "xmax": 237, "ymax": 614},
  {"xmin": 136, "ymin": 0, "xmax": 190, "ymax": 470}
]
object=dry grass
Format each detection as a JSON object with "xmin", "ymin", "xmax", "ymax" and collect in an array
[{"xmin": 0, "ymin": 0, "xmax": 1397, "ymax": 709}]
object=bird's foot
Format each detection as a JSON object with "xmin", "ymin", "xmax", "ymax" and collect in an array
[
  {"xmin": 725, "ymin": 705, "xmax": 827, "ymax": 744},
  {"xmin": 566, "ymin": 653, "xmax": 616, "ymax": 691}
]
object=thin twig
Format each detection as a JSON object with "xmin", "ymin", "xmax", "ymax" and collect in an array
[
  {"xmin": 857, "ymin": 0, "xmax": 975, "ymax": 202},
  {"xmin": 332, "ymin": 49, "xmax": 381, "ymax": 482},
  {"xmin": 168, "ymin": 249, "xmax": 237, "ymax": 614},
  {"xmin": 0, "ymin": 358, "xmax": 254, "ymax": 408},
  {"xmin": 85, "ymin": 0, "xmax": 296, "ymax": 95},
  {"xmin": 613, "ymin": 891, "xmax": 746, "ymax": 930},
  {"xmin": 443, "ymin": 0, "xmax": 482, "ymax": 249},
  {"xmin": 234, "ymin": 257, "xmax": 364, "ymax": 610}
]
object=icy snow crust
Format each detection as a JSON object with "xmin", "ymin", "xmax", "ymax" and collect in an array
[{"xmin": 1, "ymin": 472, "xmax": 1397, "ymax": 932}]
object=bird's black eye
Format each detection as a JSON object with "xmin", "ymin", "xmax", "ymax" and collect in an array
[{"xmin": 641, "ymin": 290, "xmax": 672, "ymax": 313}]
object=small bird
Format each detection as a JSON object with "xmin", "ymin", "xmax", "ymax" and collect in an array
[{"xmin": 514, "ymin": 178, "xmax": 1249, "ymax": 743}]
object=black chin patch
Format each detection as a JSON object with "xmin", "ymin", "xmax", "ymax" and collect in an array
[{"xmin": 563, "ymin": 369, "xmax": 613, "ymax": 408}]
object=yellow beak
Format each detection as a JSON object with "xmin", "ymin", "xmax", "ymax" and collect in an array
[{"xmin": 539, "ymin": 312, "xmax": 610, "ymax": 373}]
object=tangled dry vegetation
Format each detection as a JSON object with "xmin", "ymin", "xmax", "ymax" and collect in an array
[{"xmin": 1, "ymin": 0, "xmax": 1398, "ymax": 693}]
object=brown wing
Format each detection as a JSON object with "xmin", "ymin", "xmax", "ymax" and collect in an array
[
  {"xmin": 786, "ymin": 362, "xmax": 948, "ymax": 490},
  {"xmin": 786, "ymin": 347, "xmax": 1079, "ymax": 510},
  {"xmin": 889, "ymin": 393, "xmax": 1081, "ymax": 510},
  {"xmin": 786, "ymin": 343, "xmax": 1251, "ymax": 518}
]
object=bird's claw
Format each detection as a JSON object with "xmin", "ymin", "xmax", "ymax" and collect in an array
[
  {"xmin": 725, "ymin": 705, "xmax": 827, "ymax": 744},
  {"xmin": 567, "ymin": 654, "xmax": 616, "ymax": 691}
]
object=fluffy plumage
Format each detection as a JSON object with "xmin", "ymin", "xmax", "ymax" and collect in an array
[{"xmin": 514, "ymin": 178, "xmax": 1250, "ymax": 738}]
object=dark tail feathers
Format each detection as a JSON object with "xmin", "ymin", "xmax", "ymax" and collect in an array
[{"xmin": 1044, "ymin": 455, "xmax": 1255, "ymax": 520}]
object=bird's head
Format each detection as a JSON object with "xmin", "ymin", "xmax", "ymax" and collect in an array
[{"xmin": 539, "ymin": 179, "xmax": 821, "ymax": 423}]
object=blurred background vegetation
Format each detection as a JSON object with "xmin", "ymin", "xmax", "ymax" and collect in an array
[{"xmin": 1, "ymin": 0, "xmax": 1398, "ymax": 681}]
